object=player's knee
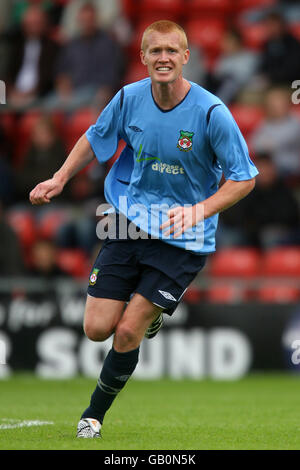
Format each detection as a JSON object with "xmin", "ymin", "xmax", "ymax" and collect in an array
[
  {"xmin": 114, "ymin": 322, "xmax": 137, "ymax": 348},
  {"xmin": 83, "ymin": 318, "xmax": 112, "ymax": 342}
]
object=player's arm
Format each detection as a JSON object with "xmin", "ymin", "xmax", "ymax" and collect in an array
[
  {"xmin": 29, "ymin": 134, "xmax": 94, "ymax": 205},
  {"xmin": 200, "ymin": 177, "xmax": 256, "ymax": 219},
  {"xmin": 161, "ymin": 178, "xmax": 255, "ymax": 238}
]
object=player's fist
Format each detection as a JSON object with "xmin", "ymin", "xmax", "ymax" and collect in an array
[{"xmin": 29, "ymin": 177, "xmax": 64, "ymax": 205}]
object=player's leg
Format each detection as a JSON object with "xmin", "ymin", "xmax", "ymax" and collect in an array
[
  {"xmin": 78, "ymin": 293, "xmax": 162, "ymax": 437},
  {"xmin": 83, "ymin": 294, "xmax": 125, "ymax": 342},
  {"xmin": 77, "ymin": 295, "xmax": 126, "ymax": 438},
  {"xmin": 113, "ymin": 292, "xmax": 163, "ymax": 351}
]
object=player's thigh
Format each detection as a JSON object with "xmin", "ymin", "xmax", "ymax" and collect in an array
[
  {"xmin": 83, "ymin": 294, "xmax": 125, "ymax": 341},
  {"xmin": 113, "ymin": 293, "xmax": 162, "ymax": 348}
]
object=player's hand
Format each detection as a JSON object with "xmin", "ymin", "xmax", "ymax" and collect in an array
[
  {"xmin": 29, "ymin": 177, "xmax": 64, "ymax": 205},
  {"xmin": 160, "ymin": 204, "xmax": 204, "ymax": 238}
]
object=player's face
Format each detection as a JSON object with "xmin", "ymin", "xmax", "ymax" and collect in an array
[{"xmin": 140, "ymin": 31, "xmax": 189, "ymax": 84}]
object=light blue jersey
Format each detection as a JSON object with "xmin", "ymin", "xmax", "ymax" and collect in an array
[{"xmin": 86, "ymin": 78, "xmax": 258, "ymax": 253}]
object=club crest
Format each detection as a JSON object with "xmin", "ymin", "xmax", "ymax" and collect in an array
[
  {"xmin": 177, "ymin": 130, "xmax": 194, "ymax": 152},
  {"xmin": 89, "ymin": 268, "xmax": 99, "ymax": 286}
]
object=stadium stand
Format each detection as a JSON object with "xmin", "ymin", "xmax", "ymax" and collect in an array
[
  {"xmin": 209, "ymin": 248, "xmax": 261, "ymax": 278},
  {"xmin": 229, "ymin": 104, "xmax": 264, "ymax": 139},
  {"xmin": 14, "ymin": 111, "xmax": 42, "ymax": 164},
  {"xmin": 185, "ymin": 0, "xmax": 233, "ymax": 17},
  {"xmin": 56, "ymin": 248, "xmax": 91, "ymax": 279},
  {"xmin": 236, "ymin": 0, "xmax": 276, "ymax": 11},
  {"xmin": 64, "ymin": 108, "xmax": 96, "ymax": 152},
  {"xmin": 261, "ymin": 247, "xmax": 300, "ymax": 277},
  {"xmin": 185, "ymin": 18, "xmax": 225, "ymax": 56},
  {"xmin": 206, "ymin": 282, "xmax": 249, "ymax": 303},
  {"xmin": 238, "ymin": 21, "xmax": 269, "ymax": 49},
  {"xmin": 137, "ymin": 0, "xmax": 183, "ymax": 16},
  {"xmin": 37, "ymin": 209, "xmax": 70, "ymax": 240},
  {"xmin": 289, "ymin": 22, "xmax": 300, "ymax": 42},
  {"xmin": 6, "ymin": 209, "xmax": 38, "ymax": 269},
  {"xmin": 124, "ymin": 60, "xmax": 148, "ymax": 85},
  {"xmin": 0, "ymin": 0, "xmax": 299, "ymax": 302},
  {"xmin": 257, "ymin": 283, "xmax": 300, "ymax": 303}
]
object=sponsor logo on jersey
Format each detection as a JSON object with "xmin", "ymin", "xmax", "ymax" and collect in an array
[
  {"xmin": 177, "ymin": 130, "xmax": 194, "ymax": 152},
  {"xmin": 135, "ymin": 145, "xmax": 185, "ymax": 174},
  {"xmin": 151, "ymin": 162, "xmax": 185, "ymax": 175},
  {"xmin": 89, "ymin": 268, "xmax": 99, "ymax": 286}
]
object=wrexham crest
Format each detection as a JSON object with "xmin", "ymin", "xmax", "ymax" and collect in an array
[
  {"xmin": 177, "ymin": 130, "xmax": 194, "ymax": 152},
  {"xmin": 89, "ymin": 268, "xmax": 99, "ymax": 286}
]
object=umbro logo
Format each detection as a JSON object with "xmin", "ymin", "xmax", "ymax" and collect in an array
[
  {"xmin": 129, "ymin": 125, "xmax": 143, "ymax": 132},
  {"xmin": 158, "ymin": 290, "xmax": 177, "ymax": 302},
  {"xmin": 115, "ymin": 375, "xmax": 130, "ymax": 381}
]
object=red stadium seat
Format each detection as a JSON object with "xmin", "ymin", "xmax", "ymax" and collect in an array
[
  {"xmin": 138, "ymin": 0, "xmax": 183, "ymax": 16},
  {"xmin": 185, "ymin": 19, "xmax": 225, "ymax": 55},
  {"xmin": 239, "ymin": 22, "xmax": 269, "ymax": 50},
  {"xmin": 236, "ymin": 0, "xmax": 276, "ymax": 12},
  {"xmin": 210, "ymin": 248, "xmax": 261, "ymax": 278},
  {"xmin": 14, "ymin": 111, "xmax": 42, "ymax": 164},
  {"xmin": 37, "ymin": 210, "xmax": 70, "ymax": 240},
  {"xmin": 291, "ymin": 102, "xmax": 300, "ymax": 122},
  {"xmin": 257, "ymin": 284, "xmax": 300, "ymax": 303},
  {"xmin": 261, "ymin": 247, "xmax": 300, "ymax": 277},
  {"xmin": 64, "ymin": 109, "xmax": 96, "ymax": 153},
  {"xmin": 121, "ymin": 0, "xmax": 182, "ymax": 21},
  {"xmin": 50, "ymin": 110, "xmax": 67, "ymax": 140},
  {"xmin": 121, "ymin": 0, "xmax": 136, "ymax": 20},
  {"xmin": 6, "ymin": 210, "xmax": 37, "ymax": 249},
  {"xmin": 0, "ymin": 113, "xmax": 16, "ymax": 142},
  {"xmin": 185, "ymin": 0, "xmax": 233, "ymax": 17},
  {"xmin": 124, "ymin": 61, "xmax": 148, "ymax": 85},
  {"xmin": 128, "ymin": 21, "xmax": 148, "ymax": 55},
  {"xmin": 183, "ymin": 286, "xmax": 202, "ymax": 303},
  {"xmin": 56, "ymin": 249, "xmax": 90, "ymax": 279},
  {"xmin": 206, "ymin": 282, "xmax": 248, "ymax": 303},
  {"xmin": 289, "ymin": 23, "xmax": 300, "ymax": 42},
  {"xmin": 229, "ymin": 104, "xmax": 264, "ymax": 138}
]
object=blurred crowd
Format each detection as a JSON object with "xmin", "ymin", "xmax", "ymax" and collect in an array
[{"xmin": 0, "ymin": 0, "xmax": 300, "ymax": 279}]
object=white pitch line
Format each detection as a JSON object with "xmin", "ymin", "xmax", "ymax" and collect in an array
[{"xmin": 0, "ymin": 420, "xmax": 54, "ymax": 430}]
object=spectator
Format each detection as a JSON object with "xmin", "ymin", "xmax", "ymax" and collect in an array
[
  {"xmin": 0, "ymin": 123, "xmax": 14, "ymax": 206},
  {"xmin": 0, "ymin": 202, "xmax": 24, "ymax": 276},
  {"xmin": 0, "ymin": 0, "xmax": 12, "ymax": 33},
  {"xmin": 250, "ymin": 86, "xmax": 300, "ymax": 179},
  {"xmin": 218, "ymin": 154, "xmax": 300, "ymax": 249},
  {"xmin": 28, "ymin": 238, "xmax": 67, "ymax": 279},
  {"xmin": 60, "ymin": 0, "xmax": 121, "ymax": 39},
  {"xmin": 4, "ymin": 5, "xmax": 59, "ymax": 109},
  {"xmin": 182, "ymin": 44, "xmax": 206, "ymax": 87},
  {"xmin": 209, "ymin": 28, "xmax": 259, "ymax": 104},
  {"xmin": 15, "ymin": 115, "xmax": 67, "ymax": 201},
  {"xmin": 44, "ymin": 2, "xmax": 124, "ymax": 111},
  {"xmin": 243, "ymin": 154, "xmax": 300, "ymax": 248},
  {"xmin": 9, "ymin": 0, "xmax": 63, "ymax": 30},
  {"xmin": 258, "ymin": 11, "xmax": 300, "ymax": 86}
]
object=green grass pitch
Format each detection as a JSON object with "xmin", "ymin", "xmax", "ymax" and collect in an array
[{"xmin": 0, "ymin": 373, "xmax": 300, "ymax": 450}]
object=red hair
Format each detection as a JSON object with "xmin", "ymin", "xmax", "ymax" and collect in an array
[{"xmin": 141, "ymin": 20, "xmax": 188, "ymax": 51}]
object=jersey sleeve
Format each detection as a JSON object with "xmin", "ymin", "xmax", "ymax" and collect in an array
[
  {"xmin": 85, "ymin": 89, "xmax": 124, "ymax": 163},
  {"xmin": 207, "ymin": 104, "xmax": 258, "ymax": 181}
]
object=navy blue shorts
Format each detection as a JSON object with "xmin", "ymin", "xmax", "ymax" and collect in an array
[{"xmin": 87, "ymin": 226, "xmax": 207, "ymax": 315}]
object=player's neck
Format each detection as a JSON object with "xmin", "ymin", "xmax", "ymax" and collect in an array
[{"xmin": 151, "ymin": 77, "xmax": 191, "ymax": 111}]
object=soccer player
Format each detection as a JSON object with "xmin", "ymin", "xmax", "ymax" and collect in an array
[{"xmin": 29, "ymin": 21, "xmax": 258, "ymax": 438}]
